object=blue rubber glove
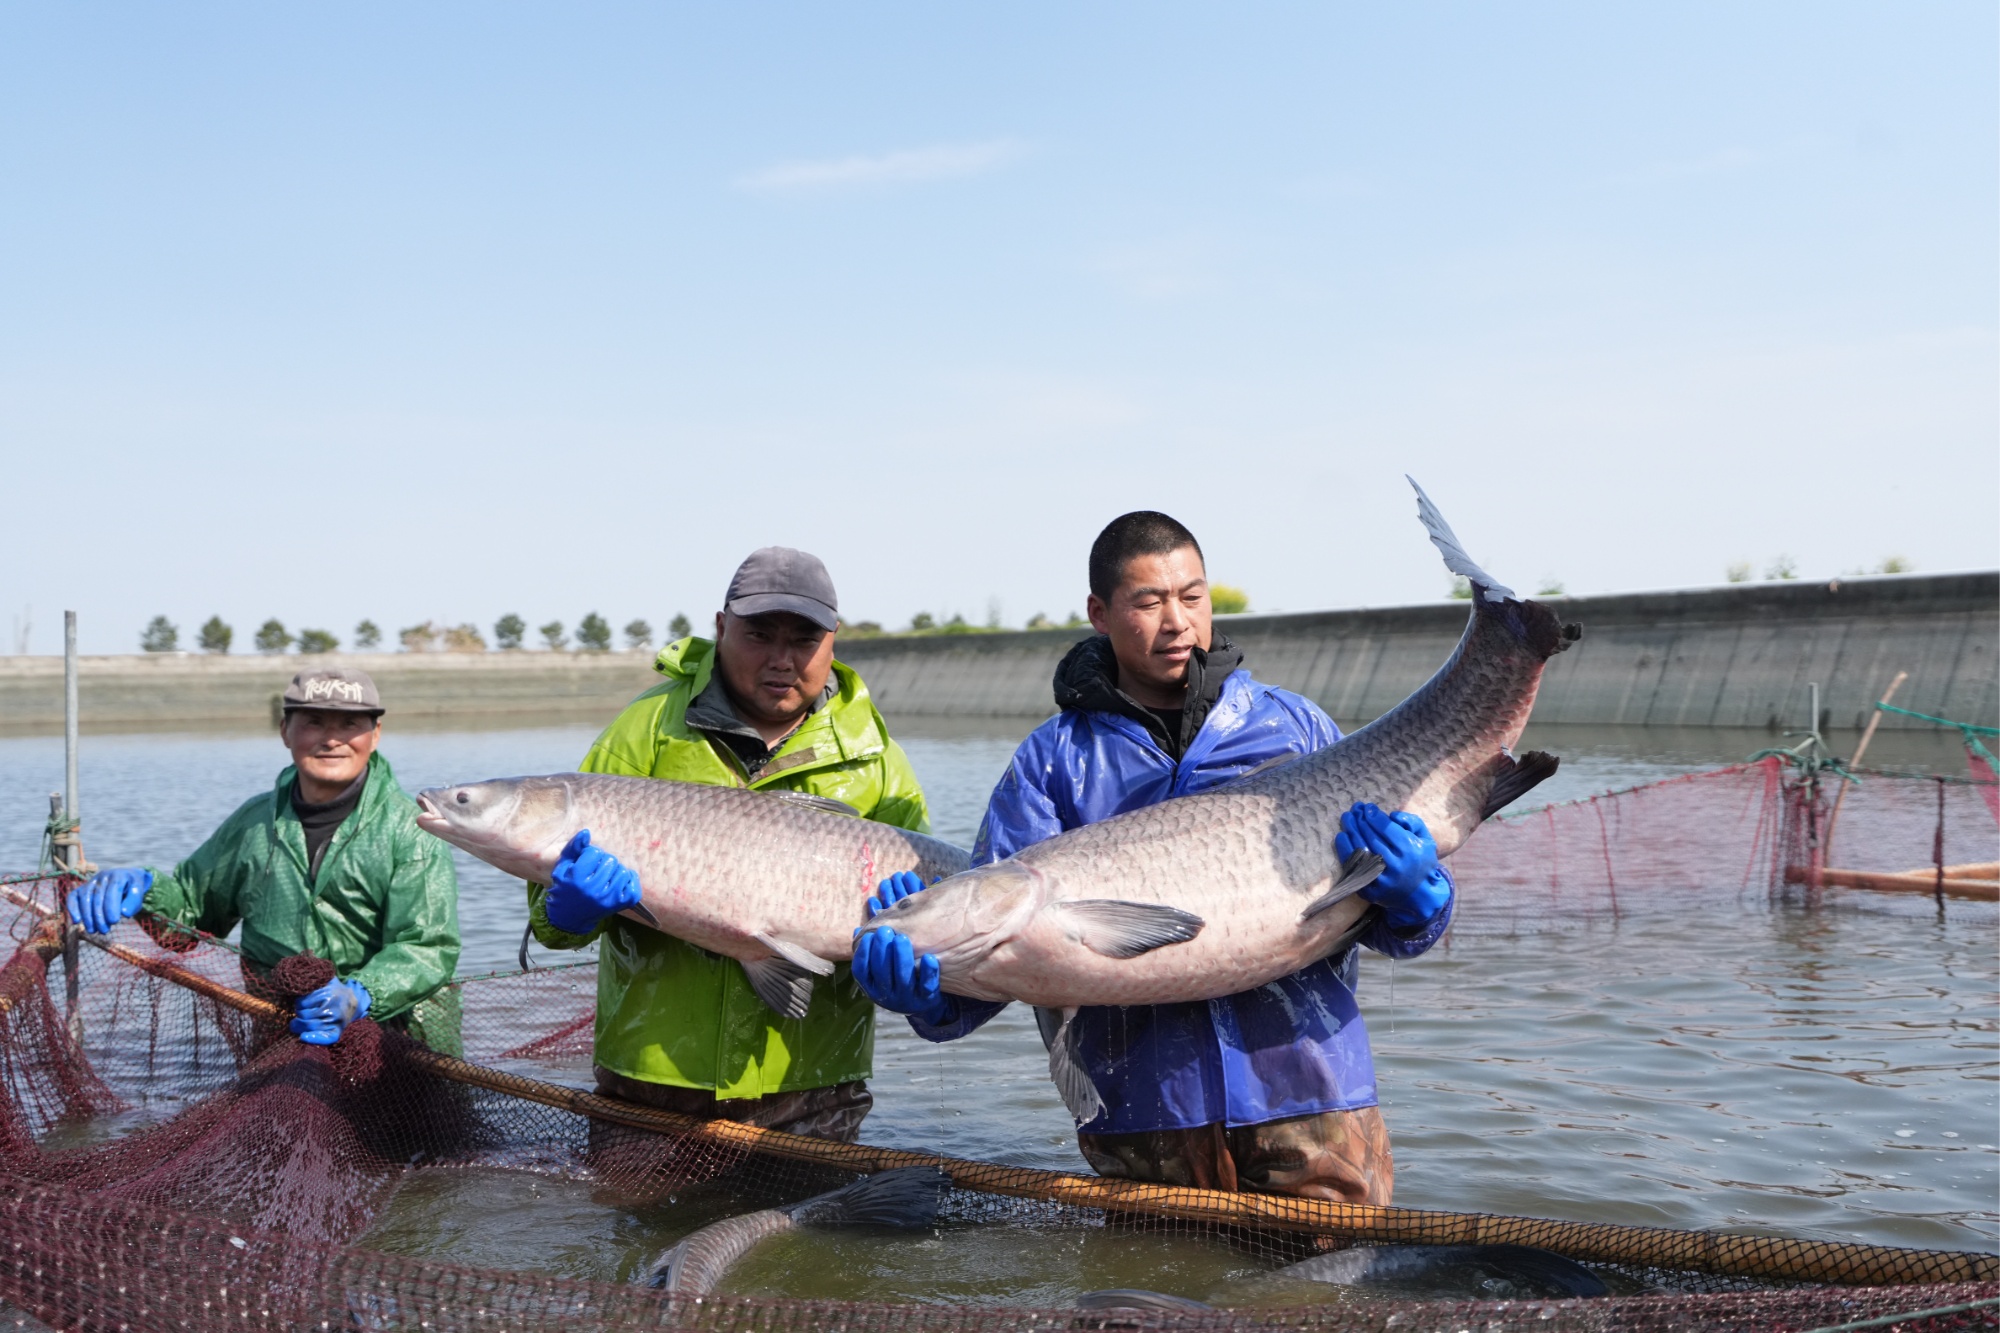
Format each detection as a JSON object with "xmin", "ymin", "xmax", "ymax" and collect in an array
[
  {"xmin": 66, "ymin": 868, "xmax": 153, "ymax": 936},
  {"xmin": 543, "ymin": 830, "xmax": 641, "ymax": 936},
  {"xmin": 289, "ymin": 977, "xmax": 371, "ymax": 1046},
  {"xmin": 851, "ymin": 872, "xmax": 955, "ymax": 1025},
  {"xmin": 1337, "ymin": 802, "xmax": 1451, "ymax": 931}
]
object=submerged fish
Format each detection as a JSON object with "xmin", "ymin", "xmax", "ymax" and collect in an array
[
  {"xmin": 415, "ymin": 776, "xmax": 971, "ymax": 1017},
  {"xmin": 870, "ymin": 479, "xmax": 1580, "ymax": 1117},
  {"xmin": 1274, "ymin": 1243, "xmax": 1611, "ymax": 1299},
  {"xmin": 644, "ymin": 1166, "xmax": 950, "ymax": 1295},
  {"xmin": 1075, "ymin": 1289, "xmax": 1215, "ymax": 1312}
]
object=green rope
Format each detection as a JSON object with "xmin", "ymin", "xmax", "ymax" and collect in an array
[
  {"xmin": 37, "ymin": 811, "xmax": 79, "ymax": 878},
  {"xmin": 1875, "ymin": 700, "xmax": 1999, "ymax": 737}
]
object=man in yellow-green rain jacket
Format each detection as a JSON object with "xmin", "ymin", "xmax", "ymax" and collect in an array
[{"xmin": 527, "ymin": 547, "xmax": 929, "ymax": 1142}]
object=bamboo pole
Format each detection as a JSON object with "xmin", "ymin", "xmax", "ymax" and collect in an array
[
  {"xmin": 1824, "ymin": 670, "xmax": 1908, "ymax": 865},
  {"xmin": 3, "ymin": 883, "xmax": 1992, "ymax": 1289},
  {"xmin": 1787, "ymin": 865, "xmax": 1999, "ymax": 902}
]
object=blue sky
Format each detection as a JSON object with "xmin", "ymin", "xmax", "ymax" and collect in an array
[{"xmin": 3, "ymin": 4, "xmax": 1994, "ymax": 654}]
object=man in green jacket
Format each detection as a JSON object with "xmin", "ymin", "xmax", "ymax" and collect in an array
[
  {"xmin": 527, "ymin": 546, "xmax": 929, "ymax": 1142},
  {"xmin": 66, "ymin": 667, "xmax": 461, "ymax": 1048}
]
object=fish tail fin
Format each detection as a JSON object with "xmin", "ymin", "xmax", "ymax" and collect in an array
[
  {"xmin": 1482, "ymin": 750, "xmax": 1561, "ymax": 820},
  {"xmin": 788, "ymin": 1166, "xmax": 951, "ymax": 1229},
  {"xmin": 1408, "ymin": 475, "xmax": 1515, "ymax": 601},
  {"xmin": 1407, "ymin": 477, "xmax": 1583, "ymax": 660}
]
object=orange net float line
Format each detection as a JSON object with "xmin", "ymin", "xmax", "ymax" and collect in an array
[{"xmin": 3, "ymin": 883, "xmax": 1989, "ymax": 1293}]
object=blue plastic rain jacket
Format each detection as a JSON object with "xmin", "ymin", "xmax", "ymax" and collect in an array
[{"xmin": 912, "ymin": 634, "xmax": 1453, "ymax": 1135}]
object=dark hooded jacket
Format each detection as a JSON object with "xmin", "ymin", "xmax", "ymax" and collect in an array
[{"xmin": 910, "ymin": 634, "xmax": 1454, "ymax": 1135}]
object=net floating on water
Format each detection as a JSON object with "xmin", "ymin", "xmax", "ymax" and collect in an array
[{"xmin": 0, "ymin": 755, "xmax": 1991, "ymax": 1331}]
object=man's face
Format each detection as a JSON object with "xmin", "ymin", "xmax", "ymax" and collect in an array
[
  {"xmin": 713, "ymin": 610, "xmax": 835, "ymax": 729},
  {"xmin": 1087, "ymin": 546, "xmax": 1213, "ymax": 707},
  {"xmin": 280, "ymin": 709, "xmax": 381, "ymax": 791}
]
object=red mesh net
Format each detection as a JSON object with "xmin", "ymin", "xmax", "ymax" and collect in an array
[{"xmin": 0, "ymin": 757, "xmax": 1990, "ymax": 1331}]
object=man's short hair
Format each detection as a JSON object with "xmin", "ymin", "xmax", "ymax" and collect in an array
[{"xmin": 1088, "ymin": 511, "xmax": 1205, "ymax": 601}]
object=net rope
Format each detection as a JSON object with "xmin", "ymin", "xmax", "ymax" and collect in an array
[{"xmin": 0, "ymin": 758, "xmax": 1990, "ymax": 1331}]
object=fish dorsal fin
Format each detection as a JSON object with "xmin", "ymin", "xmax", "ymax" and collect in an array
[
  {"xmin": 766, "ymin": 790, "xmax": 861, "ymax": 819},
  {"xmin": 1407, "ymin": 476, "xmax": 1515, "ymax": 603},
  {"xmin": 1232, "ymin": 753, "xmax": 1301, "ymax": 783},
  {"xmin": 1052, "ymin": 900, "xmax": 1204, "ymax": 959}
]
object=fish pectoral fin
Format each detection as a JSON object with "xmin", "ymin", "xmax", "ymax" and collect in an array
[
  {"xmin": 765, "ymin": 790, "xmax": 861, "ymax": 819},
  {"xmin": 741, "ymin": 956, "xmax": 816, "ymax": 1020},
  {"xmin": 1481, "ymin": 749, "xmax": 1561, "ymax": 820},
  {"xmin": 1302, "ymin": 850, "xmax": 1384, "ymax": 921},
  {"xmin": 644, "ymin": 1239, "xmax": 691, "ymax": 1291},
  {"xmin": 1053, "ymin": 900, "xmax": 1204, "ymax": 959},
  {"xmin": 1045, "ymin": 1006, "xmax": 1105, "ymax": 1124},
  {"xmin": 751, "ymin": 931, "xmax": 836, "ymax": 976},
  {"xmin": 620, "ymin": 900, "xmax": 661, "ymax": 928}
]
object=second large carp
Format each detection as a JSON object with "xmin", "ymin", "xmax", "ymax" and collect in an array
[{"xmin": 417, "ymin": 480, "xmax": 1578, "ymax": 1044}]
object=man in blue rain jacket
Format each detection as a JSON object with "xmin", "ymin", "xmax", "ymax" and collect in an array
[{"xmin": 852, "ymin": 511, "xmax": 1453, "ymax": 1204}]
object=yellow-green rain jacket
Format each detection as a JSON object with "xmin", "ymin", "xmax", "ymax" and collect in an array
[
  {"xmin": 527, "ymin": 636, "xmax": 930, "ymax": 1100},
  {"xmin": 142, "ymin": 751, "xmax": 461, "ymax": 1024}
]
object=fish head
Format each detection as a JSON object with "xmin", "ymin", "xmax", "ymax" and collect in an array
[
  {"xmin": 874, "ymin": 860, "xmax": 1048, "ymax": 982},
  {"xmin": 414, "ymin": 776, "xmax": 578, "ymax": 881}
]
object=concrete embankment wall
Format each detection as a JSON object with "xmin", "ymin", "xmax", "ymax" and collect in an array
[
  {"xmin": 838, "ymin": 572, "xmax": 1998, "ymax": 732},
  {"xmin": 0, "ymin": 573, "xmax": 1992, "ymax": 734}
]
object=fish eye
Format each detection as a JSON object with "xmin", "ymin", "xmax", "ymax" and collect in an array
[{"xmin": 455, "ymin": 791, "xmax": 470, "ymax": 805}]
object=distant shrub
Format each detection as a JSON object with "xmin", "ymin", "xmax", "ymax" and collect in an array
[
  {"xmin": 539, "ymin": 621, "xmax": 566, "ymax": 651},
  {"xmin": 667, "ymin": 613, "xmax": 692, "ymax": 640},
  {"xmin": 1765, "ymin": 556, "xmax": 1797, "ymax": 581},
  {"xmin": 1025, "ymin": 612, "xmax": 1052, "ymax": 630},
  {"xmin": 941, "ymin": 613, "xmax": 973, "ymax": 635},
  {"xmin": 576, "ymin": 613, "xmax": 612, "ymax": 652},
  {"xmin": 297, "ymin": 628, "xmax": 339, "ymax": 654},
  {"xmin": 254, "ymin": 619, "xmax": 293, "ymax": 654},
  {"xmin": 842, "ymin": 620, "xmax": 884, "ymax": 637},
  {"xmin": 1210, "ymin": 585, "xmax": 1250, "ymax": 615},
  {"xmin": 399, "ymin": 622, "xmax": 440, "ymax": 652},
  {"xmin": 353, "ymin": 620, "xmax": 382, "ymax": 650},
  {"xmin": 909, "ymin": 611, "xmax": 936, "ymax": 632},
  {"xmin": 1536, "ymin": 579, "xmax": 1565, "ymax": 597},
  {"xmin": 140, "ymin": 616, "xmax": 179, "ymax": 653},
  {"xmin": 1448, "ymin": 576, "xmax": 1473, "ymax": 600},
  {"xmin": 444, "ymin": 624, "xmax": 486, "ymax": 652},
  {"xmin": 197, "ymin": 616, "xmax": 232, "ymax": 654},
  {"xmin": 1725, "ymin": 562, "xmax": 1751, "ymax": 584},
  {"xmin": 1876, "ymin": 555, "xmax": 1913, "ymax": 574},
  {"xmin": 493, "ymin": 614, "xmax": 525, "ymax": 650},
  {"xmin": 1063, "ymin": 611, "xmax": 1086, "ymax": 628},
  {"xmin": 624, "ymin": 619, "xmax": 652, "ymax": 651}
]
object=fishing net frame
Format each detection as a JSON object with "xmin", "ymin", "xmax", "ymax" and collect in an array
[{"xmin": 0, "ymin": 756, "xmax": 1990, "ymax": 1332}]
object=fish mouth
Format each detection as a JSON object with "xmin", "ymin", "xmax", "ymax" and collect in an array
[{"xmin": 413, "ymin": 789, "xmax": 446, "ymax": 829}]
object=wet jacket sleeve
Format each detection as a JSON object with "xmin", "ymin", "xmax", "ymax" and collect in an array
[
  {"xmin": 1357, "ymin": 867, "xmax": 1455, "ymax": 959},
  {"xmin": 352, "ymin": 829, "xmax": 462, "ymax": 1018},
  {"xmin": 868, "ymin": 737, "xmax": 932, "ymax": 834},
  {"xmin": 141, "ymin": 803, "xmax": 257, "ymax": 939}
]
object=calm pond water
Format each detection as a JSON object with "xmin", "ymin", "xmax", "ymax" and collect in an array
[{"xmin": 0, "ymin": 716, "xmax": 1991, "ymax": 1302}]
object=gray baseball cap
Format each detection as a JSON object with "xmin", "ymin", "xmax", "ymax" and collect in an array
[
  {"xmin": 724, "ymin": 546, "xmax": 839, "ymax": 632},
  {"xmin": 281, "ymin": 667, "xmax": 384, "ymax": 716}
]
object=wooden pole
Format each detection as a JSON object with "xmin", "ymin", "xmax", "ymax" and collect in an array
[{"xmin": 1823, "ymin": 670, "xmax": 1907, "ymax": 865}]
